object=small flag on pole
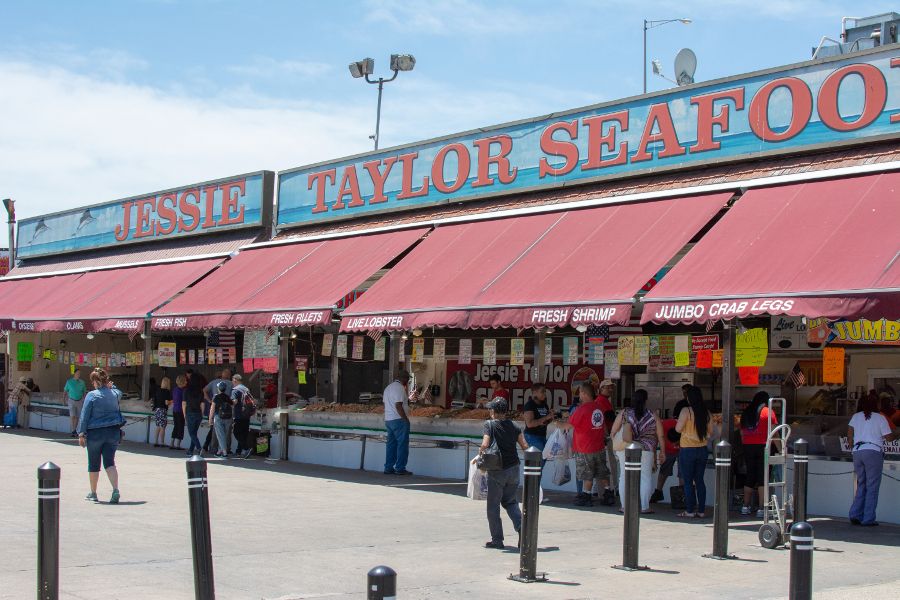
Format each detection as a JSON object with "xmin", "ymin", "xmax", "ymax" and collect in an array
[{"xmin": 788, "ymin": 362, "xmax": 806, "ymax": 388}]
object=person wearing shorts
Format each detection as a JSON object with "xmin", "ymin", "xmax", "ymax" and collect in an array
[
  {"xmin": 563, "ymin": 381, "xmax": 615, "ymax": 507},
  {"xmin": 65, "ymin": 369, "xmax": 87, "ymax": 437},
  {"xmin": 77, "ymin": 369, "xmax": 125, "ymax": 504}
]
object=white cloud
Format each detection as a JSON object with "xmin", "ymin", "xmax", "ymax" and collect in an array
[
  {"xmin": 0, "ymin": 55, "xmax": 602, "ymax": 246},
  {"xmin": 227, "ymin": 56, "xmax": 332, "ymax": 79},
  {"xmin": 363, "ymin": 0, "xmax": 549, "ymax": 34}
]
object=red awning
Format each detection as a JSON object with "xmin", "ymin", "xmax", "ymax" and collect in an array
[
  {"xmin": 341, "ymin": 193, "xmax": 732, "ymax": 331},
  {"xmin": 641, "ymin": 172, "xmax": 900, "ymax": 325},
  {"xmin": 0, "ymin": 259, "xmax": 224, "ymax": 333},
  {"xmin": 152, "ymin": 229, "xmax": 428, "ymax": 330}
]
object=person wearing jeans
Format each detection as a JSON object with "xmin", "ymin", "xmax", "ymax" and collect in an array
[
  {"xmin": 383, "ymin": 370, "xmax": 413, "ymax": 475},
  {"xmin": 675, "ymin": 386, "xmax": 711, "ymax": 518},
  {"xmin": 184, "ymin": 377, "xmax": 205, "ymax": 456},
  {"xmin": 847, "ymin": 394, "xmax": 899, "ymax": 525}
]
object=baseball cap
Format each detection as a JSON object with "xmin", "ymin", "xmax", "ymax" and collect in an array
[
  {"xmin": 486, "ymin": 398, "xmax": 509, "ymax": 413},
  {"xmin": 599, "ymin": 379, "xmax": 615, "ymax": 388}
]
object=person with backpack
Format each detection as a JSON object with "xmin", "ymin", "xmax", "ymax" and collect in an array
[
  {"xmin": 610, "ymin": 388, "xmax": 665, "ymax": 513},
  {"xmin": 740, "ymin": 391, "xmax": 777, "ymax": 516},
  {"xmin": 231, "ymin": 374, "xmax": 256, "ymax": 459},
  {"xmin": 479, "ymin": 398, "xmax": 528, "ymax": 549},
  {"xmin": 209, "ymin": 381, "xmax": 234, "ymax": 459}
]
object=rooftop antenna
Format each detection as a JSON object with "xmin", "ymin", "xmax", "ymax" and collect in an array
[{"xmin": 674, "ymin": 48, "xmax": 697, "ymax": 86}]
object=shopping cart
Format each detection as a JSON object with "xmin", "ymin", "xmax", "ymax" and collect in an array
[{"xmin": 758, "ymin": 397, "xmax": 792, "ymax": 549}]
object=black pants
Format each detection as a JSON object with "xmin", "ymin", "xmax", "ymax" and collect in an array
[
  {"xmin": 172, "ymin": 411, "xmax": 185, "ymax": 441},
  {"xmin": 233, "ymin": 418, "xmax": 250, "ymax": 452}
]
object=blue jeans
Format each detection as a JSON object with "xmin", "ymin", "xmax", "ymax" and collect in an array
[
  {"xmin": 85, "ymin": 425, "xmax": 120, "ymax": 472},
  {"xmin": 524, "ymin": 433, "xmax": 547, "ymax": 469},
  {"xmin": 487, "ymin": 464, "xmax": 522, "ymax": 544},
  {"xmin": 214, "ymin": 416, "xmax": 233, "ymax": 455},
  {"xmin": 679, "ymin": 446, "xmax": 709, "ymax": 513},
  {"xmin": 186, "ymin": 412, "xmax": 203, "ymax": 453},
  {"xmin": 384, "ymin": 419, "xmax": 410, "ymax": 473},
  {"xmin": 850, "ymin": 449, "xmax": 883, "ymax": 524}
]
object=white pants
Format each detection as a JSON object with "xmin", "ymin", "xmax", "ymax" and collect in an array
[{"xmin": 617, "ymin": 449, "xmax": 655, "ymax": 511}]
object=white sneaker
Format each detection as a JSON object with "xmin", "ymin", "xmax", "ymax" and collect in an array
[{"xmin": 740, "ymin": 506, "xmax": 751, "ymax": 515}]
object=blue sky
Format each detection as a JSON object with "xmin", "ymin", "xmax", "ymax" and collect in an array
[{"xmin": 0, "ymin": 0, "xmax": 895, "ymax": 246}]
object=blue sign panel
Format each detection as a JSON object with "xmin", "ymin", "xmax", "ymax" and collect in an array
[
  {"xmin": 17, "ymin": 171, "xmax": 274, "ymax": 259},
  {"xmin": 278, "ymin": 47, "xmax": 900, "ymax": 228}
]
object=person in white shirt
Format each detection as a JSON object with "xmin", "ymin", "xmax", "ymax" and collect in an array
[
  {"xmin": 847, "ymin": 391, "xmax": 899, "ymax": 526},
  {"xmin": 383, "ymin": 370, "xmax": 412, "ymax": 476}
]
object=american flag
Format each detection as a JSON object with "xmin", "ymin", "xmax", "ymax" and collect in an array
[
  {"xmin": 367, "ymin": 330, "xmax": 383, "ymax": 343},
  {"xmin": 605, "ymin": 318, "xmax": 643, "ymax": 349},
  {"xmin": 207, "ymin": 330, "xmax": 236, "ymax": 347},
  {"xmin": 788, "ymin": 362, "xmax": 806, "ymax": 388}
]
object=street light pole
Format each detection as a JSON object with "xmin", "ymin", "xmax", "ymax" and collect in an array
[
  {"xmin": 366, "ymin": 71, "xmax": 398, "ymax": 150},
  {"xmin": 642, "ymin": 18, "xmax": 691, "ymax": 94},
  {"xmin": 349, "ymin": 54, "xmax": 416, "ymax": 151}
]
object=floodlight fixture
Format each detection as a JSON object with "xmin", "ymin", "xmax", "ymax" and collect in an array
[
  {"xmin": 348, "ymin": 53, "xmax": 417, "ymax": 150},
  {"xmin": 348, "ymin": 58, "xmax": 375, "ymax": 79},
  {"xmin": 390, "ymin": 54, "xmax": 416, "ymax": 72}
]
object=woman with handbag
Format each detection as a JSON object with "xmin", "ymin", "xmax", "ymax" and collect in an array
[
  {"xmin": 77, "ymin": 369, "xmax": 125, "ymax": 504},
  {"xmin": 479, "ymin": 398, "xmax": 528, "ymax": 549},
  {"xmin": 611, "ymin": 389, "xmax": 666, "ymax": 513}
]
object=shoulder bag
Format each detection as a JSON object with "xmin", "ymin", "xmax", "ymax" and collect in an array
[{"xmin": 475, "ymin": 420, "xmax": 503, "ymax": 471}]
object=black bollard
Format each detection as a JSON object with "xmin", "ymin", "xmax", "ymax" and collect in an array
[
  {"xmin": 705, "ymin": 441, "xmax": 735, "ymax": 560},
  {"xmin": 613, "ymin": 443, "xmax": 647, "ymax": 571},
  {"xmin": 789, "ymin": 521, "xmax": 814, "ymax": 600},
  {"xmin": 37, "ymin": 462, "xmax": 61, "ymax": 600},
  {"xmin": 186, "ymin": 456, "xmax": 215, "ymax": 600},
  {"xmin": 509, "ymin": 447, "xmax": 547, "ymax": 583},
  {"xmin": 792, "ymin": 439, "xmax": 809, "ymax": 526},
  {"xmin": 367, "ymin": 565, "xmax": 397, "ymax": 600}
]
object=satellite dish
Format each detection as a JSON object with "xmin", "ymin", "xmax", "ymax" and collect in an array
[{"xmin": 674, "ymin": 48, "xmax": 697, "ymax": 86}]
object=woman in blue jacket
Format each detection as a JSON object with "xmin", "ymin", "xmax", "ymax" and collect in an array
[{"xmin": 77, "ymin": 369, "xmax": 125, "ymax": 503}]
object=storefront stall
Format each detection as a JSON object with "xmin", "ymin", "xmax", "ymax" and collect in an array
[{"xmin": 2, "ymin": 171, "xmax": 274, "ymax": 440}]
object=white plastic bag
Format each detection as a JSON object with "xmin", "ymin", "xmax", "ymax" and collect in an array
[
  {"xmin": 552, "ymin": 459, "xmax": 572, "ymax": 486},
  {"xmin": 466, "ymin": 459, "xmax": 489, "ymax": 500},
  {"xmin": 542, "ymin": 428, "xmax": 573, "ymax": 461}
]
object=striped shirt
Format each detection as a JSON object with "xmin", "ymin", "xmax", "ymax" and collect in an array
[{"xmin": 624, "ymin": 408, "xmax": 658, "ymax": 452}]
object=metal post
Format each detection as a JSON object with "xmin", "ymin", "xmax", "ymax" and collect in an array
[
  {"xmin": 532, "ymin": 330, "xmax": 547, "ymax": 385},
  {"xmin": 387, "ymin": 333, "xmax": 399, "ymax": 384},
  {"xmin": 614, "ymin": 443, "xmax": 647, "ymax": 571},
  {"xmin": 792, "ymin": 439, "xmax": 809, "ymax": 525},
  {"xmin": 705, "ymin": 441, "xmax": 735, "ymax": 559},
  {"xmin": 721, "ymin": 325, "xmax": 736, "ymax": 442},
  {"xmin": 642, "ymin": 20, "xmax": 648, "ymax": 94},
  {"xmin": 278, "ymin": 331, "xmax": 289, "ymax": 461},
  {"xmin": 186, "ymin": 456, "xmax": 215, "ymax": 600},
  {"xmin": 37, "ymin": 462, "xmax": 60, "ymax": 600},
  {"xmin": 143, "ymin": 321, "xmax": 152, "ymax": 444},
  {"xmin": 373, "ymin": 79, "xmax": 384, "ymax": 150},
  {"xmin": 359, "ymin": 434, "xmax": 368, "ymax": 470},
  {"xmin": 366, "ymin": 565, "xmax": 396, "ymax": 600},
  {"xmin": 510, "ymin": 448, "xmax": 547, "ymax": 583},
  {"xmin": 789, "ymin": 522, "xmax": 814, "ymax": 600}
]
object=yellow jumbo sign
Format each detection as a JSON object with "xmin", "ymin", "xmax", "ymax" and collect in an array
[{"xmin": 829, "ymin": 319, "xmax": 900, "ymax": 345}]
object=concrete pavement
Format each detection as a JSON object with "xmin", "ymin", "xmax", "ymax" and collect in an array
[{"xmin": 1, "ymin": 429, "xmax": 898, "ymax": 599}]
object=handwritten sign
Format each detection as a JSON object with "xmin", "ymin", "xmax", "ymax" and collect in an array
[
  {"xmin": 510, "ymin": 338, "xmax": 525, "ymax": 366},
  {"xmin": 712, "ymin": 349, "xmax": 724, "ymax": 368},
  {"xmin": 674, "ymin": 352, "xmax": 690, "ymax": 367},
  {"xmin": 738, "ymin": 366, "xmax": 760, "ymax": 385},
  {"xmin": 411, "ymin": 337, "xmax": 425, "ymax": 362},
  {"xmin": 563, "ymin": 337, "xmax": 579, "ymax": 365},
  {"xmin": 459, "ymin": 339, "xmax": 473, "ymax": 364},
  {"xmin": 736, "ymin": 328, "xmax": 768, "ymax": 367},
  {"xmin": 374, "ymin": 337, "xmax": 386, "ymax": 361},
  {"xmin": 433, "ymin": 338, "xmax": 446, "ymax": 363},
  {"xmin": 352, "ymin": 336, "xmax": 365, "ymax": 360},
  {"xmin": 617, "ymin": 336, "xmax": 636, "ymax": 365},
  {"xmin": 321, "ymin": 333, "xmax": 333, "ymax": 356},
  {"xmin": 16, "ymin": 342, "xmax": 34, "ymax": 362},
  {"xmin": 696, "ymin": 349, "xmax": 713, "ymax": 369},
  {"xmin": 158, "ymin": 342, "xmax": 177, "ymax": 368},
  {"xmin": 336, "ymin": 335, "xmax": 348, "ymax": 358},
  {"xmin": 483, "ymin": 339, "xmax": 497, "ymax": 365},
  {"xmin": 823, "ymin": 346, "xmax": 845, "ymax": 384},
  {"xmin": 635, "ymin": 336, "xmax": 650, "ymax": 365},
  {"xmin": 604, "ymin": 350, "xmax": 620, "ymax": 379}
]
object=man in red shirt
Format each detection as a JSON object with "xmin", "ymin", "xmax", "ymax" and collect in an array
[
  {"xmin": 565, "ymin": 380, "xmax": 615, "ymax": 506},
  {"xmin": 488, "ymin": 374, "xmax": 510, "ymax": 402}
]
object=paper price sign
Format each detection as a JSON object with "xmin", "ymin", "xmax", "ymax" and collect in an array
[{"xmin": 736, "ymin": 328, "xmax": 768, "ymax": 367}]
